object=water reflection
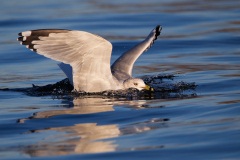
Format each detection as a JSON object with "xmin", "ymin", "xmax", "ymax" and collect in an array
[
  {"xmin": 20, "ymin": 97, "xmax": 147, "ymax": 120},
  {"xmin": 20, "ymin": 97, "xmax": 168, "ymax": 156},
  {"xmin": 35, "ymin": 98, "xmax": 115, "ymax": 119},
  {"xmin": 25, "ymin": 124, "xmax": 119, "ymax": 156}
]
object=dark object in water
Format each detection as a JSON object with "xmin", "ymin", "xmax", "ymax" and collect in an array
[
  {"xmin": 29, "ymin": 78, "xmax": 73, "ymax": 96},
  {"xmin": 0, "ymin": 74, "xmax": 197, "ymax": 99},
  {"xmin": 27, "ymin": 74, "xmax": 197, "ymax": 98}
]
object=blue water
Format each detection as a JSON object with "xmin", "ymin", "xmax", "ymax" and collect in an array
[{"xmin": 1, "ymin": 0, "xmax": 240, "ymax": 159}]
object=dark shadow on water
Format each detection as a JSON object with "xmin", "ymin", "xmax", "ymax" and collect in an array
[{"xmin": 0, "ymin": 74, "xmax": 197, "ymax": 100}]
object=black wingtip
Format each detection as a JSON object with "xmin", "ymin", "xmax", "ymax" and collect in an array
[
  {"xmin": 155, "ymin": 25, "xmax": 162, "ymax": 40},
  {"xmin": 18, "ymin": 32, "xmax": 22, "ymax": 36},
  {"xmin": 144, "ymin": 25, "xmax": 163, "ymax": 52},
  {"xmin": 17, "ymin": 37, "xmax": 23, "ymax": 41}
]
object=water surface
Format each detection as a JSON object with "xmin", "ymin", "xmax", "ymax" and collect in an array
[{"xmin": 0, "ymin": 0, "xmax": 240, "ymax": 159}]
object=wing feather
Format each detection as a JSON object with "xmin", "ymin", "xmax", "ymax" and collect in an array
[
  {"xmin": 18, "ymin": 29, "xmax": 113, "ymax": 91},
  {"xmin": 111, "ymin": 25, "xmax": 162, "ymax": 81}
]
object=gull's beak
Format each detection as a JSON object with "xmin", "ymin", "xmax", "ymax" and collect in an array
[{"xmin": 144, "ymin": 85, "xmax": 154, "ymax": 91}]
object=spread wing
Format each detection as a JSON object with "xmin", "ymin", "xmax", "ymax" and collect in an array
[
  {"xmin": 18, "ymin": 29, "xmax": 113, "ymax": 90},
  {"xmin": 111, "ymin": 25, "xmax": 162, "ymax": 81}
]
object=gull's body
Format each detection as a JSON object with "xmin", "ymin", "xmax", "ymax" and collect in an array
[{"xmin": 18, "ymin": 25, "xmax": 162, "ymax": 92}]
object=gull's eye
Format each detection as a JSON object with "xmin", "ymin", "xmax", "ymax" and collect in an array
[{"xmin": 134, "ymin": 83, "xmax": 138, "ymax": 86}]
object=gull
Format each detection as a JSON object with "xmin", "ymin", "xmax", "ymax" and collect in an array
[{"xmin": 18, "ymin": 25, "xmax": 162, "ymax": 92}]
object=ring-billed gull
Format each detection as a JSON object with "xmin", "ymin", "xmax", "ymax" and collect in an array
[{"xmin": 18, "ymin": 25, "xmax": 162, "ymax": 92}]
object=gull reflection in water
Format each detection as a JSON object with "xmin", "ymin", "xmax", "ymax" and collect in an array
[{"xmin": 21, "ymin": 97, "xmax": 166, "ymax": 157}]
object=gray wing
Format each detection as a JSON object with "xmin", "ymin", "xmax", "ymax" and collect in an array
[
  {"xmin": 58, "ymin": 63, "xmax": 73, "ymax": 85},
  {"xmin": 111, "ymin": 25, "xmax": 162, "ymax": 81},
  {"xmin": 18, "ymin": 29, "xmax": 113, "ymax": 90}
]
